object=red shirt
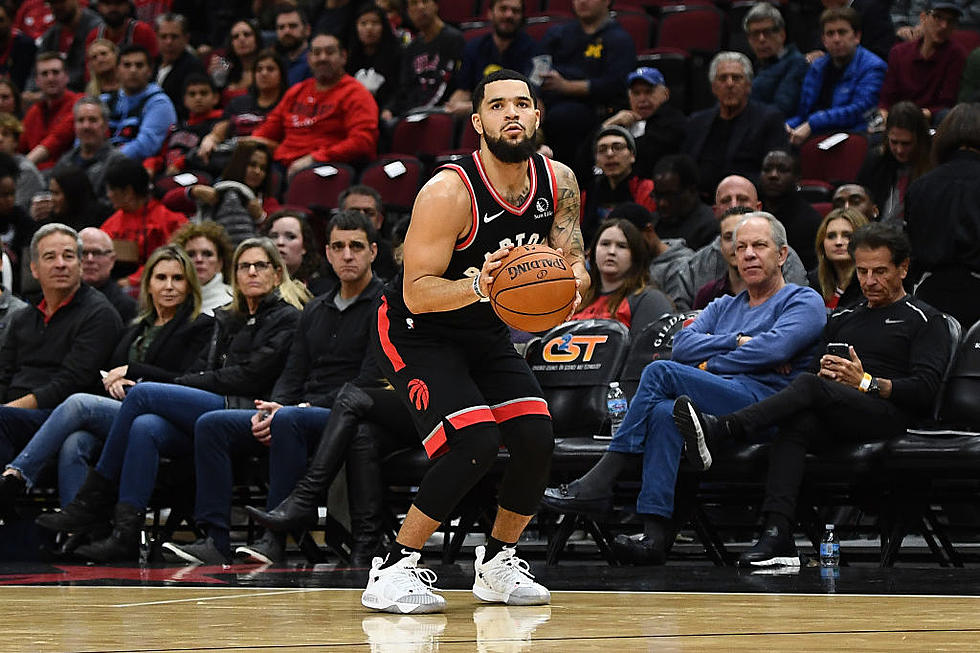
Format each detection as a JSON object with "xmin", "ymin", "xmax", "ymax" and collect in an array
[
  {"xmin": 879, "ymin": 38, "xmax": 967, "ymax": 115},
  {"xmin": 253, "ymin": 75, "xmax": 379, "ymax": 166},
  {"xmin": 85, "ymin": 19, "xmax": 159, "ymax": 59},
  {"xmin": 571, "ymin": 293, "xmax": 633, "ymax": 328},
  {"xmin": 14, "ymin": 0, "xmax": 56, "ymax": 40},
  {"xmin": 19, "ymin": 91, "xmax": 82, "ymax": 170},
  {"xmin": 100, "ymin": 199, "xmax": 188, "ymax": 284}
]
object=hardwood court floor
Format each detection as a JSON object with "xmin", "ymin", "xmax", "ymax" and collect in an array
[{"xmin": 6, "ymin": 584, "xmax": 980, "ymax": 652}]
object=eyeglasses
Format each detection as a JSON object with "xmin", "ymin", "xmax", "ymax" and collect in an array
[
  {"xmin": 747, "ymin": 25, "xmax": 780, "ymax": 39},
  {"xmin": 236, "ymin": 260, "xmax": 274, "ymax": 273},
  {"xmin": 82, "ymin": 249, "xmax": 113, "ymax": 258},
  {"xmin": 328, "ymin": 240, "xmax": 369, "ymax": 253},
  {"xmin": 596, "ymin": 142, "xmax": 629, "ymax": 155},
  {"xmin": 186, "ymin": 249, "xmax": 217, "ymax": 259}
]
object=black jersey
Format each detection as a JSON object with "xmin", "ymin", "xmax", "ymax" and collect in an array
[{"xmin": 386, "ymin": 150, "xmax": 559, "ymax": 330}]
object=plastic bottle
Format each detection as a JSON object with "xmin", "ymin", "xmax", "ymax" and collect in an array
[
  {"xmin": 139, "ymin": 528, "xmax": 151, "ymax": 567},
  {"xmin": 819, "ymin": 523, "xmax": 840, "ymax": 567},
  {"xmin": 605, "ymin": 382, "xmax": 628, "ymax": 438}
]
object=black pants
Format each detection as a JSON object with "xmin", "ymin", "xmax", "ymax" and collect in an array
[{"xmin": 734, "ymin": 373, "xmax": 908, "ymax": 519}]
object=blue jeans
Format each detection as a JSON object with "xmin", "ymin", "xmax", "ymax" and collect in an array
[
  {"xmin": 96, "ymin": 382, "xmax": 225, "ymax": 510},
  {"xmin": 6, "ymin": 393, "xmax": 119, "ymax": 505},
  {"xmin": 0, "ymin": 407, "xmax": 53, "ymax": 469},
  {"xmin": 608, "ymin": 361, "xmax": 775, "ymax": 518},
  {"xmin": 193, "ymin": 406, "xmax": 330, "ymax": 532}
]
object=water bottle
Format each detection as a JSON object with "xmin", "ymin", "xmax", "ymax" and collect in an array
[
  {"xmin": 819, "ymin": 523, "xmax": 840, "ymax": 567},
  {"xmin": 139, "ymin": 528, "xmax": 151, "ymax": 567},
  {"xmin": 604, "ymin": 382, "xmax": 628, "ymax": 439}
]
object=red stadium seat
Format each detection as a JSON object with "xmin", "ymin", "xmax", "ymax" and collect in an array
[
  {"xmin": 798, "ymin": 178, "xmax": 834, "ymax": 203},
  {"xmin": 390, "ymin": 112, "xmax": 456, "ymax": 159},
  {"xmin": 525, "ymin": 14, "xmax": 571, "ymax": 41},
  {"xmin": 811, "ymin": 201, "xmax": 833, "ymax": 218},
  {"xmin": 656, "ymin": 5, "xmax": 723, "ymax": 52},
  {"xmin": 952, "ymin": 29, "xmax": 980, "ymax": 54},
  {"xmin": 799, "ymin": 133, "xmax": 868, "ymax": 187},
  {"xmin": 439, "ymin": 0, "xmax": 482, "ymax": 25},
  {"xmin": 359, "ymin": 156, "xmax": 425, "ymax": 212},
  {"xmin": 613, "ymin": 11, "xmax": 655, "ymax": 49},
  {"xmin": 283, "ymin": 164, "xmax": 355, "ymax": 211},
  {"xmin": 462, "ymin": 24, "xmax": 492, "ymax": 42}
]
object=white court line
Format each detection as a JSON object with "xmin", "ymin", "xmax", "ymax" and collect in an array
[{"xmin": 110, "ymin": 588, "xmax": 327, "ymax": 608}]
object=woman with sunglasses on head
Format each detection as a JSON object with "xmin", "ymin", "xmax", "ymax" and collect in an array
[
  {"xmin": 0, "ymin": 245, "xmax": 213, "ymax": 520},
  {"xmin": 36, "ymin": 238, "xmax": 311, "ymax": 562}
]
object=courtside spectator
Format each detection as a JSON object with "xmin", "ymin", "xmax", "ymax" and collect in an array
[
  {"xmin": 101, "ymin": 157, "xmax": 187, "ymax": 286},
  {"xmin": 805, "ymin": 0, "xmax": 895, "ymax": 62},
  {"xmin": 692, "ymin": 205, "xmax": 754, "ymax": 310},
  {"xmin": 54, "ymin": 96, "xmax": 129, "ymax": 199},
  {"xmin": 274, "ymin": 4, "xmax": 312, "ymax": 86},
  {"xmin": 904, "ymin": 102, "xmax": 980, "ymax": 328},
  {"xmin": 105, "ymin": 44, "xmax": 178, "ymax": 161},
  {"xmin": 19, "ymin": 53, "xmax": 81, "ymax": 171},
  {"xmin": 758, "ymin": 150, "xmax": 822, "ymax": 269},
  {"xmin": 0, "ymin": 113, "xmax": 45, "ymax": 212},
  {"xmin": 538, "ymin": 0, "xmax": 636, "ymax": 165},
  {"xmin": 684, "ymin": 52, "xmax": 787, "ymax": 198},
  {"xmin": 744, "ymin": 3, "xmax": 807, "ymax": 117},
  {"xmin": 381, "ymin": 0, "xmax": 463, "ymax": 121},
  {"xmin": 650, "ymin": 155, "xmax": 718, "ymax": 250},
  {"xmin": 36, "ymin": 0, "xmax": 104, "ymax": 93},
  {"xmin": 444, "ymin": 0, "xmax": 536, "ymax": 116},
  {"xmin": 857, "ymin": 101, "xmax": 932, "ymax": 223},
  {"xmin": 0, "ymin": 223, "xmax": 123, "ymax": 471},
  {"xmin": 599, "ymin": 67, "xmax": 686, "ymax": 180},
  {"xmin": 154, "ymin": 13, "xmax": 205, "ymax": 120},
  {"xmin": 571, "ymin": 218, "xmax": 674, "ymax": 337},
  {"xmin": 893, "ymin": 0, "xmax": 980, "ymax": 40},
  {"xmin": 151, "ymin": 73, "xmax": 223, "ymax": 177},
  {"xmin": 338, "ymin": 184, "xmax": 398, "ymax": 282},
  {"xmin": 251, "ymin": 32, "xmax": 378, "ymax": 176},
  {"xmin": 261, "ymin": 210, "xmax": 328, "ymax": 293},
  {"xmin": 30, "ymin": 167, "xmax": 112, "ymax": 231},
  {"xmin": 787, "ymin": 8, "xmax": 887, "ymax": 146},
  {"xmin": 832, "ymin": 183, "xmax": 880, "ymax": 220},
  {"xmin": 807, "ymin": 207, "xmax": 869, "ymax": 310},
  {"xmin": 86, "ymin": 0, "xmax": 159, "ymax": 58},
  {"xmin": 169, "ymin": 220, "xmax": 235, "ymax": 315},
  {"xmin": 0, "ymin": 2, "xmax": 37, "ymax": 91},
  {"xmin": 86, "ymin": 38, "xmax": 120, "ymax": 96},
  {"xmin": 79, "ymin": 227, "xmax": 137, "ymax": 321},
  {"xmin": 210, "ymin": 19, "xmax": 263, "ymax": 104},
  {"xmin": 346, "ymin": 3, "xmax": 401, "ymax": 111}
]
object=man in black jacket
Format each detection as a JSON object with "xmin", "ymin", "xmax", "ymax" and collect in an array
[
  {"xmin": 162, "ymin": 210, "xmax": 385, "ymax": 565},
  {"xmin": 154, "ymin": 13, "xmax": 205, "ymax": 120},
  {"xmin": 673, "ymin": 223, "xmax": 950, "ymax": 567},
  {"xmin": 0, "ymin": 223, "xmax": 123, "ymax": 469}
]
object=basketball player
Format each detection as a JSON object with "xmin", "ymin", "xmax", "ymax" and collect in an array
[{"xmin": 362, "ymin": 69, "xmax": 588, "ymax": 614}]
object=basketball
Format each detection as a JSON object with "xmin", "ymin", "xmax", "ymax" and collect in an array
[{"xmin": 489, "ymin": 244, "xmax": 577, "ymax": 332}]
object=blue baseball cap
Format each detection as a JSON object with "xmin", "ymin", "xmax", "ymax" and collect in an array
[{"xmin": 626, "ymin": 67, "xmax": 666, "ymax": 88}]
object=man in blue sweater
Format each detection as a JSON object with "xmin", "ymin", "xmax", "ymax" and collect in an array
[
  {"xmin": 102, "ymin": 44, "xmax": 177, "ymax": 161},
  {"xmin": 542, "ymin": 212, "xmax": 826, "ymax": 564}
]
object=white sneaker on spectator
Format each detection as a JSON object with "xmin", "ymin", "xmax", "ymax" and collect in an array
[
  {"xmin": 361, "ymin": 551, "xmax": 446, "ymax": 614},
  {"xmin": 472, "ymin": 546, "xmax": 550, "ymax": 606}
]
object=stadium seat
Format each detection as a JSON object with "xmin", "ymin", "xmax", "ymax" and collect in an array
[
  {"xmin": 283, "ymin": 163, "xmax": 355, "ymax": 212},
  {"xmin": 799, "ymin": 133, "xmax": 868, "ymax": 186},
  {"xmin": 811, "ymin": 201, "xmax": 832, "ymax": 217},
  {"xmin": 439, "ymin": 0, "xmax": 482, "ymax": 25},
  {"xmin": 390, "ymin": 112, "xmax": 456, "ymax": 160},
  {"xmin": 153, "ymin": 171, "xmax": 213, "ymax": 199},
  {"xmin": 462, "ymin": 24, "xmax": 491, "ymax": 42},
  {"xmin": 358, "ymin": 156, "xmax": 425, "ymax": 213},
  {"xmin": 612, "ymin": 10, "xmax": 655, "ymax": 49},
  {"xmin": 655, "ymin": 5, "xmax": 723, "ymax": 52},
  {"xmin": 952, "ymin": 29, "xmax": 980, "ymax": 54},
  {"xmin": 524, "ymin": 14, "xmax": 571, "ymax": 41},
  {"xmin": 798, "ymin": 178, "xmax": 834, "ymax": 202},
  {"xmin": 619, "ymin": 310, "xmax": 700, "ymax": 397}
]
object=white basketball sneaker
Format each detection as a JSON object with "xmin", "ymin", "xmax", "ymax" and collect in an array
[
  {"xmin": 472, "ymin": 546, "xmax": 550, "ymax": 606},
  {"xmin": 362, "ymin": 552, "xmax": 447, "ymax": 614}
]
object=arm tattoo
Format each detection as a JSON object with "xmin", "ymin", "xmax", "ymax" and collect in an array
[{"xmin": 550, "ymin": 167, "xmax": 584, "ymax": 263}]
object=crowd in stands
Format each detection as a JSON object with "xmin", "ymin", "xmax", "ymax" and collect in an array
[{"xmin": 0, "ymin": 0, "xmax": 975, "ymax": 567}]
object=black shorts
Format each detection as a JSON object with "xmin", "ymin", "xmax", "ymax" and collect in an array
[{"xmin": 373, "ymin": 295, "xmax": 550, "ymax": 458}]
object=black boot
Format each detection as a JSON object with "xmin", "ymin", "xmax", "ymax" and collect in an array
[
  {"xmin": 74, "ymin": 503, "xmax": 145, "ymax": 563},
  {"xmin": 347, "ymin": 423, "xmax": 386, "ymax": 566},
  {"xmin": 246, "ymin": 383, "xmax": 375, "ymax": 531},
  {"xmin": 0, "ymin": 473, "xmax": 26, "ymax": 522},
  {"xmin": 35, "ymin": 468, "xmax": 116, "ymax": 533}
]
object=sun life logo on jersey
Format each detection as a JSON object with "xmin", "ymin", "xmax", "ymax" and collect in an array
[{"xmin": 533, "ymin": 197, "xmax": 553, "ymax": 220}]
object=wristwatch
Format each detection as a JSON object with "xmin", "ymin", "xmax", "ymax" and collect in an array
[{"xmin": 867, "ymin": 376, "xmax": 880, "ymax": 396}]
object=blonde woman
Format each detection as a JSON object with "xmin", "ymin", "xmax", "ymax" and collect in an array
[{"xmin": 807, "ymin": 207, "xmax": 869, "ymax": 310}]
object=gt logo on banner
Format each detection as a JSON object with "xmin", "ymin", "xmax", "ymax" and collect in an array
[{"xmin": 542, "ymin": 334, "xmax": 608, "ymax": 363}]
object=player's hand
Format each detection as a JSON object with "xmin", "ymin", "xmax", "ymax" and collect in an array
[
  {"xmin": 480, "ymin": 246, "xmax": 512, "ymax": 297},
  {"xmin": 818, "ymin": 346, "xmax": 864, "ymax": 387},
  {"xmin": 555, "ymin": 247, "xmax": 585, "ymax": 316}
]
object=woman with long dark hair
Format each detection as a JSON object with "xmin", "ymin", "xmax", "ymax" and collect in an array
[
  {"xmin": 262, "ymin": 210, "xmax": 328, "ymax": 293},
  {"xmin": 572, "ymin": 218, "xmax": 674, "ymax": 335},
  {"xmin": 210, "ymin": 19, "xmax": 263, "ymax": 105},
  {"xmin": 31, "ymin": 165, "xmax": 112, "ymax": 230},
  {"xmin": 347, "ymin": 3, "xmax": 401, "ymax": 110},
  {"xmin": 857, "ymin": 101, "xmax": 932, "ymax": 223}
]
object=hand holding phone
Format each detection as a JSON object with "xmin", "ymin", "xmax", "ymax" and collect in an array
[{"xmin": 826, "ymin": 342, "xmax": 850, "ymax": 359}]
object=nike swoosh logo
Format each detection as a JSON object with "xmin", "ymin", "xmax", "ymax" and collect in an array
[
  {"xmin": 483, "ymin": 210, "xmax": 505, "ymax": 224},
  {"xmin": 885, "ymin": 319, "xmax": 903, "ymax": 324}
]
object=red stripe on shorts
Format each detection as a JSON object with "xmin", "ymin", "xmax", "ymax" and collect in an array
[
  {"xmin": 491, "ymin": 397, "xmax": 551, "ymax": 422},
  {"xmin": 423, "ymin": 423, "xmax": 449, "ymax": 458},
  {"xmin": 376, "ymin": 296, "xmax": 405, "ymax": 372}
]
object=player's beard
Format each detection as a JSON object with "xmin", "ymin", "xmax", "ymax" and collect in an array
[{"xmin": 484, "ymin": 129, "xmax": 537, "ymax": 164}]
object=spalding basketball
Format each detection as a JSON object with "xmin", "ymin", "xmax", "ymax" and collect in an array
[{"xmin": 490, "ymin": 244, "xmax": 576, "ymax": 332}]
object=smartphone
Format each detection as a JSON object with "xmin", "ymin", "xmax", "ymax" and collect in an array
[{"xmin": 826, "ymin": 342, "xmax": 850, "ymax": 358}]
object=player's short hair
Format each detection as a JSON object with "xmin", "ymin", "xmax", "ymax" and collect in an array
[
  {"xmin": 848, "ymin": 222, "xmax": 911, "ymax": 265},
  {"xmin": 472, "ymin": 68, "xmax": 537, "ymax": 115}
]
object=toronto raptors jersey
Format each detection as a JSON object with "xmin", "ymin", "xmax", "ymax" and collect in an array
[{"xmin": 387, "ymin": 150, "xmax": 559, "ymax": 329}]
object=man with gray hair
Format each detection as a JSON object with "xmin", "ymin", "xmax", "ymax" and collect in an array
[
  {"xmin": 53, "ymin": 97, "xmax": 129, "ymax": 200},
  {"xmin": 744, "ymin": 3, "xmax": 808, "ymax": 116},
  {"xmin": 542, "ymin": 211, "xmax": 825, "ymax": 565},
  {"xmin": 682, "ymin": 51, "xmax": 787, "ymax": 197},
  {"xmin": 0, "ymin": 223, "xmax": 122, "ymax": 500}
]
